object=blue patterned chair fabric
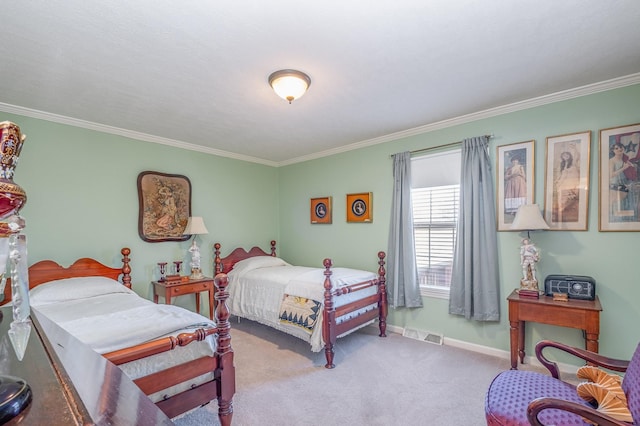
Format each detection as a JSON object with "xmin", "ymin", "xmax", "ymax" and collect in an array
[{"xmin": 485, "ymin": 340, "xmax": 640, "ymax": 425}]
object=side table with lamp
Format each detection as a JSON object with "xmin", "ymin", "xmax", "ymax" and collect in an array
[
  {"xmin": 507, "ymin": 204, "xmax": 603, "ymax": 369},
  {"xmin": 151, "ymin": 216, "xmax": 215, "ymax": 319}
]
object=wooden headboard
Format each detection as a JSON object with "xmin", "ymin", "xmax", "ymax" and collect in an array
[
  {"xmin": 214, "ymin": 241, "xmax": 276, "ymax": 275},
  {"xmin": 1, "ymin": 248, "xmax": 132, "ymax": 305}
]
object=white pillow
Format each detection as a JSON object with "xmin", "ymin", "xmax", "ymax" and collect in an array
[
  {"xmin": 30, "ymin": 276, "xmax": 134, "ymax": 306},
  {"xmin": 229, "ymin": 256, "xmax": 290, "ymax": 275}
]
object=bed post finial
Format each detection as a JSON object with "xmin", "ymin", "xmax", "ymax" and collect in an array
[
  {"xmin": 121, "ymin": 248, "xmax": 132, "ymax": 289},
  {"xmin": 214, "ymin": 243, "xmax": 222, "ymax": 274},
  {"xmin": 377, "ymin": 251, "xmax": 387, "ymax": 337},
  {"xmin": 270, "ymin": 240, "xmax": 276, "ymax": 257}
]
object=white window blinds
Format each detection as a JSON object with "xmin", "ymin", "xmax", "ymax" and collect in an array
[{"xmin": 411, "ymin": 150, "xmax": 460, "ymax": 294}]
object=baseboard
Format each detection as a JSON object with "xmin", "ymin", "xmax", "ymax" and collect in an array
[
  {"xmin": 443, "ymin": 336, "xmax": 579, "ymax": 375},
  {"xmin": 380, "ymin": 323, "xmax": 579, "ymax": 375}
]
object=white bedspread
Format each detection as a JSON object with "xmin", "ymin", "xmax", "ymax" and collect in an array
[
  {"xmin": 30, "ymin": 277, "xmax": 218, "ymax": 403},
  {"xmin": 227, "ymin": 257, "xmax": 378, "ymax": 352}
]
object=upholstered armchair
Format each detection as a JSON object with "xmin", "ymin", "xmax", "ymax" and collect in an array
[{"xmin": 485, "ymin": 340, "xmax": 640, "ymax": 425}]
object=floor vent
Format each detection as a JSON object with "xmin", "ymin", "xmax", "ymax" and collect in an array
[{"xmin": 402, "ymin": 328, "xmax": 443, "ymax": 345}]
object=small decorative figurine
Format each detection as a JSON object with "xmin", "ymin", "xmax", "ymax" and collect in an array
[
  {"xmin": 519, "ymin": 238, "xmax": 541, "ymax": 296},
  {"xmin": 173, "ymin": 260, "xmax": 182, "ymax": 275},
  {"xmin": 158, "ymin": 262, "xmax": 167, "ymax": 282}
]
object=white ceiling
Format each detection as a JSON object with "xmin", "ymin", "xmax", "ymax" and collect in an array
[{"xmin": 2, "ymin": 1, "xmax": 640, "ymax": 166}]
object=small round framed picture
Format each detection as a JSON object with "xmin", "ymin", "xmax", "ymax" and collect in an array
[
  {"xmin": 310, "ymin": 196, "xmax": 332, "ymax": 224},
  {"xmin": 346, "ymin": 192, "xmax": 373, "ymax": 223}
]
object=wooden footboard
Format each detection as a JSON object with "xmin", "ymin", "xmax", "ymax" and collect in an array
[
  {"xmin": 104, "ymin": 272, "xmax": 235, "ymax": 426},
  {"xmin": 322, "ymin": 251, "xmax": 387, "ymax": 368}
]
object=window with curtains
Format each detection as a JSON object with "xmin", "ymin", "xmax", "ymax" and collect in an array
[{"xmin": 411, "ymin": 150, "xmax": 461, "ymax": 299}]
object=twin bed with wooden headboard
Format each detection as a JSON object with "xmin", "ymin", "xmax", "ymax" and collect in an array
[
  {"xmin": 214, "ymin": 240, "xmax": 387, "ymax": 368},
  {"xmin": 2, "ymin": 248, "xmax": 234, "ymax": 426}
]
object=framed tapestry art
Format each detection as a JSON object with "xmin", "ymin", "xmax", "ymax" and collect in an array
[
  {"xmin": 137, "ymin": 171, "xmax": 192, "ymax": 242},
  {"xmin": 310, "ymin": 196, "xmax": 332, "ymax": 224},
  {"xmin": 599, "ymin": 123, "xmax": 640, "ymax": 231},
  {"xmin": 346, "ymin": 192, "xmax": 372, "ymax": 223},
  {"xmin": 496, "ymin": 141, "xmax": 535, "ymax": 231},
  {"xmin": 543, "ymin": 131, "xmax": 591, "ymax": 231}
]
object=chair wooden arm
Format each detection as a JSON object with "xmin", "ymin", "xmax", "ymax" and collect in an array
[
  {"xmin": 527, "ymin": 397, "xmax": 629, "ymax": 426},
  {"xmin": 535, "ymin": 340, "xmax": 630, "ymax": 379}
]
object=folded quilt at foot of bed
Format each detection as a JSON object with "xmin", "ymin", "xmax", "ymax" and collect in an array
[{"xmin": 279, "ymin": 294, "xmax": 321, "ymax": 335}]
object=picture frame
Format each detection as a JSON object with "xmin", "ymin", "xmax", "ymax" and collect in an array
[
  {"xmin": 598, "ymin": 122, "xmax": 640, "ymax": 231},
  {"xmin": 346, "ymin": 192, "xmax": 372, "ymax": 223},
  {"xmin": 310, "ymin": 196, "xmax": 332, "ymax": 224},
  {"xmin": 496, "ymin": 140, "xmax": 535, "ymax": 231},
  {"xmin": 543, "ymin": 131, "xmax": 591, "ymax": 231},
  {"xmin": 137, "ymin": 171, "xmax": 192, "ymax": 242}
]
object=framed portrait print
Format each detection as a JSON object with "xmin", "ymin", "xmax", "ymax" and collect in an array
[
  {"xmin": 137, "ymin": 171, "xmax": 192, "ymax": 242},
  {"xmin": 310, "ymin": 196, "xmax": 332, "ymax": 224},
  {"xmin": 496, "ymin": 141, "xmax": 535, "ymax": 231},
  {"xmin": 599, "ymin": 123, "xmax": 640, "ymax": 231},
  {"xmin": 543, "ymin": 131, "xmax": 591, "ymax": 231},
  {"xmin": 346, "ymin": 192, "xmax": 372, "ymax": 222}
]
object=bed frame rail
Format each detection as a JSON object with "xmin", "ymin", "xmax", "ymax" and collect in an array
[{"xmin": 335, "ymin": 309, "xmax": 379, "ymax": 336}]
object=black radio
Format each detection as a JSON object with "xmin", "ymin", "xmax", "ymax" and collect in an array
[{"xmin": 544, "ymin": 275, "xmax": 596, "ymax": 300}]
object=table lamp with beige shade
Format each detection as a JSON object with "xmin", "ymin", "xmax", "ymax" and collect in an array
[
  {"xmin": 510, "ymin": 204, "xmax": 549, "ymax": 298},
  {"xmin": 183, "ymin": 216, "xmax": 209, "ymax": 279}
]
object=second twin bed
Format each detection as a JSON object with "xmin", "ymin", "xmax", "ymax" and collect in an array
[{"xmin": 213, "ymin": 241, "xmax": 388, "ymax": 368}]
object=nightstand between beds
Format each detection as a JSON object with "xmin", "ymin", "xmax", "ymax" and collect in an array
[{"xmin": 152, "ymin": 276, "xmax": 215, "ymax": 320}]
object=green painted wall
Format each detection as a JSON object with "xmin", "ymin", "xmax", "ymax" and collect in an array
[
  {"xmin": 5, "ymin": 83, "xmax": 639, "ymax": 363},
  {"xmin": 279, "ymin": 84, "xmax": 640, "ymax": 362},
  {"xmin": 7, "ymin": 113, "xmax": 279, "ymax": 311}
]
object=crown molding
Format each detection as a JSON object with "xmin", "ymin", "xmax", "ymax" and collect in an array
[
  {"xmin": 1, "ymin": 73, "xmax": 638, "ymax": 168},
  {"xmin": 278, "ymin": 72, "xmax": 640, "ymax": 166},
  {"xmin": 0, "ymin": 103, "xmax": 278, "ymax": 167}
]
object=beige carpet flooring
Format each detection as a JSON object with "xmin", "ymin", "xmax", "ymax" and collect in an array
[{"xmin": 174, "ymin": 318, "xmax": 537, "ymax": 426}]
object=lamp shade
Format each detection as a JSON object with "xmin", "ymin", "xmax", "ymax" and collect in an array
[
  {"xmin": 183, "ymin": 216, "xmax": 209, "ymax": 235},
  {"xmin": 511, "ymin": 204, "xmax": 550, "ymax": 231},
  {"xmin": 268, "ymin": 69, "xmax": 311, "ymax": 103}
]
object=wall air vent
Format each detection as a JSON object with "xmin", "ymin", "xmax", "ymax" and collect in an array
[{"xmin": 402, "ymin": 327, "xmax": 443, "ymax": 345}]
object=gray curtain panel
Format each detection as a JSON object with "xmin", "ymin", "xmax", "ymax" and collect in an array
[
  {"xmin": 449, "ymin": 136, "xmax": 500, "ymax": 321},
  {"xmin": 387, "ymin": 151, "xmax": 423, "ymax": 308}
]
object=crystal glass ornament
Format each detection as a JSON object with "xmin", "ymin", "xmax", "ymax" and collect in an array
[
  {"xmin": 173, "ymin": 261, "xmax": 182, "ymax": 275},
  {"xmin": 0, "ymin": 122, "xmax": 27, "ymax": 220},
  {"xmin": 158, "ymin": 262, "xmax": 167, "ymax": 282},
  {"xmin": 0, "ymin": 122, "xmax": 31, "ymax": 422},
  {"xmin": 8, "ymin": 233, "xmax": 30, "ymax": 360}
]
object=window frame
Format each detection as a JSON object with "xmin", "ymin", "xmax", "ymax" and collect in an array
[{"xmin": 411, "ymin": 150, "xmax": 461, "ymax": 299}]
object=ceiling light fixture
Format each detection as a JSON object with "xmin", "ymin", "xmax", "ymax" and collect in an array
[{"xmin": 268, "ymin": 69, "xmax": 311, "ymax": 104}]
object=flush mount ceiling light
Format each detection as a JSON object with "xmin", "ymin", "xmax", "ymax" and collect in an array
[{"xmin": 268, "ymin": 69, "xmax": 311, "ymax": 104}]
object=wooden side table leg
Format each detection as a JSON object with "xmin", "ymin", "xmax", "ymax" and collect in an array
[
  {"xmin": 195, "ymin": 292, "xmax": 201, "ymax": 315},
  {"xmin": 509, "ymin": 320, "xmax": 519, "ymax": 369},
  {"xmin": 153, "ymin": 293, "xmax": 158, "ymax": 304},
  {"xmin": 585, "ymin": 331, "xmax": 599, "ymax": 366},
  {"xmin": 585, "ymin": 332, "xmax": 599, "ymax": 353},
  {"xmin": 165, "ymin": 289, "xmax": 171, "ymax": 306},
  {"xmin": 518, "ymin": 321, "xmax": 525, "ymax": 364}
]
